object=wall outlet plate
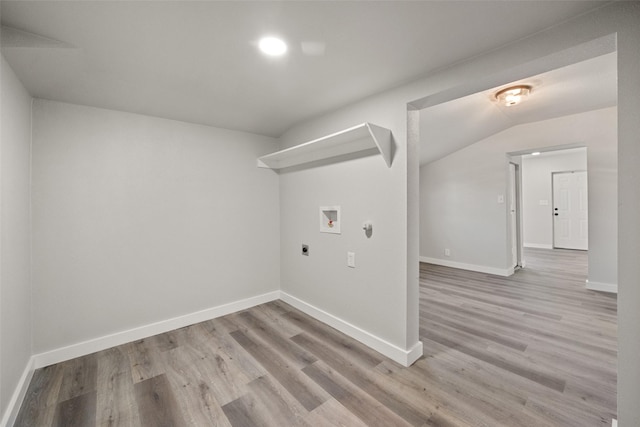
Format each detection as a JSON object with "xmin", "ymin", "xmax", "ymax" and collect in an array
[{"xmin": 347, "ymin": 251, "xmax": 355, "ymax": 268}]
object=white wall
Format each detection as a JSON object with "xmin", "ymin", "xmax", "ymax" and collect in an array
[
  {"xmin": 420, "ymin": 108, "xmax": 617, "ymax": 285},
  {"xmin": 522, "ymin": 148, "xmax": 587, "ymax": 249},
  {"xmin": 31, "ymin": 100, "xmax": 280, "ymax": 354},
  {"xmin": 616, "ymin": 6, "xmax": 640, "ymax": 424},
  {"xmin": 3, "ymin": 2, "xmax": 640, "ymax": 424},
  {"xmin": 278, "ymin": 101, "xmax": 420, "ymax": 360},
  {"xmin": 279, "ymin": 7, "xmax": 640, "ymax": 420},
  {"xmin": 420, "ymin": 143, "xmax": 511, "ymax": 274},
  {"xmin": 0, "ymin": 55, "xmax": 32, "ymax": 420}
]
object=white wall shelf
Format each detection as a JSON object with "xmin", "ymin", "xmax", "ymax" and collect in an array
[{"xmin": 257, "ymin": 122, "xmax": 392, "ymax": 170}]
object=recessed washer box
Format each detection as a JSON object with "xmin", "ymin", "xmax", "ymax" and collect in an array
[{"xmin": 320, "ymin": 206, "xmax": 341, "ymax": 234}]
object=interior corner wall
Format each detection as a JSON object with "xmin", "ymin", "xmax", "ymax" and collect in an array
[
  {"xmin": 420, "ymin": 107, "xmax": 617, "ymax": 284},
  {"xmin": 0, "ymin": 55, "xmax": 33, "ymax": 420},
  {"xmin": 3, "ymin": 1, "xmax": 638, "ymax": 423},
  {"xmin": 277, "ymin": 2, "xmax": 638, "ymax": 374},
  {"xmin": 521, "ymin": 149, "xmax": 587, "ymax": 249},
  {"xmin": 419, "ymin": 144, "xmax": 510, "ymax": 273},
  {"xmin": 30, "ymin": 100, "xmax": 280, "ymax": 354},
  {"xmin": 277, "ymin": 104, "xmax": 414, "ymax": 353}
]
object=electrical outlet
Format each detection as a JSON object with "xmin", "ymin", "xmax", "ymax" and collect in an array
[
  {"xmin": 302, "ymin": 244, "xmax": 309, "ymax": 256},
  {"xmin": 347, "ymin": 252, "xmax": 355, "ymax": 268},
  {"xmin": 444, "ymin": 248, "xmax": 451, "ymax": 256}
]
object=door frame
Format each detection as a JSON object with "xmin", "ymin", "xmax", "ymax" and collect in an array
[{"xmin": 508, "ymin": 162, "xmax": 523, "ymax": 269}]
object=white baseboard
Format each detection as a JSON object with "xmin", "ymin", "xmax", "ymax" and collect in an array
[
  {"xmin": 523, "ymin": 243, "xmax": 554, "ymax": 249},
  {"xmin": 586, "ymin": 280, "xmax": 618, "ymax": 294},
  {"xmin": 280, "ymin": 291, "xmax": 423, "ymax": 367},
  {"xmin": 0, "ymin": 356, "xmax": 35, "ymax": 427},
  {"xmin": 419, "ymin": 256, "xmax": 514, "ymax": 277},
  {"xmin": 33, "ymin": 290, "xmax": 280, "ymax": 369},
  {"xmin": 34, "ymin": 289, "xmax": 423, "ymax": 369},
  {"xmin": 9, "ymin": 288, "xmax": 423, "ymax": 424}
]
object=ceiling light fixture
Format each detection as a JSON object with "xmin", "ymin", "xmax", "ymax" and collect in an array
[
  {"xmin": 495, "ymin": 85, "xmax": 532, "ymax": 107},
  {"xmin": 259, "ymin": 36, "xmax": 287, "ymax": 56},
  {"xmin": 531, "ymin": 152, "xmax": 541, "ymax": 156}
]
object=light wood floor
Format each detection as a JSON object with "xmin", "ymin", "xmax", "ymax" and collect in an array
[{"xmin": 15, "ymin": 248, "xmax": 617, "ymax": 426}]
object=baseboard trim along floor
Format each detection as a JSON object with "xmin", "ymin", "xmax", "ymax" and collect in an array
[
  {"xmin": 0, "ymin": 358, "xmax": 35, "ymax": 427},
  {"xmin": 586, "ymin": 279, "xmax": 618, "ymax": 294},
  {"xmin": 280, "ymin": 291, "xmax": 423, "ymax": 367},
  {"xmin": 419, "ymin": 256, "xmax": 514, "ymax": 277},
  {"xmin": 9, "ymin": 248, "xmax": 616, "ymax": 426},
  {"xmin": 4, "ymin": 289, "xmax": 422, "ymax": 426},
  {"xmin": 32, "ymin": 290, "xmax": 281, "ymax": 370},
  {"xmin": 1, "ymin": 291, "xmax": 278, "ymax": 427}
]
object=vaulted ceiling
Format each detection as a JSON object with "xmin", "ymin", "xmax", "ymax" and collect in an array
[
  {"xmin": 1, "ymin": 1, "xmax": 611, "ymax": 137},
  {"xmin": 419, "ymin": 52, "xmax": 617, "ymax": 165}
]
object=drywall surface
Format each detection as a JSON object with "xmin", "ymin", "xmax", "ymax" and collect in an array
[
  {"xmin": 616, "ymin": 6, "xmax": 640, "ymax": 426},
  {"xmin": 278, "ymin": 6, "xmax": 638, "ymax": 396},
  {"xmin": 16, "ymin": 2, "xmax": 640, "ymax": 423},
  {"xmin": 420, "ymin": 141, "xmax": 510, "ymax": 271},
  {"xmin": 0, "ymin": 55, "xmax": 32, "ymax": 419},
  {"xmin": 420, "ymin": 108, "xmax": 617, "ymax": 285},
  {"xmin": 522, "ymin": 149, "xmax": 587, "ymax": 248},
  {"xmin": 277, "ymin": 86, "xmax": 419, "ymax": 355},
  {"xmin": 31, "ymin": 100, "xmax": 280, "ymax": 353}
]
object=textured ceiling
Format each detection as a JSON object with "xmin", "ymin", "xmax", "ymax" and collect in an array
[{"xmin": 0, "ymin": 1, "xmax": 610, "ymax": 137}]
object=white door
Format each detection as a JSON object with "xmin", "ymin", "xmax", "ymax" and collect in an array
[
  {"xmin": 553, "ymin": 171, "xmax": 588, "ymax": 250},
  {"xmin": 509, "ymin": 163, "xmax": 519, "ymax": 268}
]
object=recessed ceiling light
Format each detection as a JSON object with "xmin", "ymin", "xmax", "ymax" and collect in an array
[
  {"xmin": 259, "ymin": 37, "xmax": 287, "ymax": 56},
  {"xmin": 495, "ymin": 85, "xmax": 532, "ymax": 107}
]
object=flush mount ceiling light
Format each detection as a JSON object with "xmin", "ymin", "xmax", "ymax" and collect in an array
[
  {"xmin": 494, "ymin": 85, "xmax": 532, "ymax": 107},
  {"xmin": 258, "ymin": 36, "xmax": 287, "ymax": 56}
]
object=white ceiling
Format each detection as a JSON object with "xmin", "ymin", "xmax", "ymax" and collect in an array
[
  {"xmin": 419, "ymin": 52, "xmax": 617, "ymax": 165},
  {"xmin": 0, "ymin": 1, "xmax": 611, "ymax": 138}
]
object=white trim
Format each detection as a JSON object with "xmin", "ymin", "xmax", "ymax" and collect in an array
[
  {"xmin": 32, "ymin": 291, "xmax": 280, "ymax": 369},
  {"xmin": 8, "ymin": 288, "xmax": 423, "ymax": 424},
  {"xmin": 0, "ymin": 357, "xmax": 35, "ymax": 427},
  {"xmin": 280, "ymin": 291, "xmax": 423, "ymax": 367},
  {"xmin": 404, "ymin": 341, "xmax": 424, "ymax": 366},
  {"xmin": 419, "ymin": 256, "xmax": 514, "ymax": 277},
  {"xmin": 611, "ymin": 419, "xmax": 617, "ymax": 427},
  {"xmin": 586, "ymin": 280, "xmax": 618, "ymax": 294},
  {"xmin": 523, "ymin": 243, "xmax": 554, "ymax": 249}
]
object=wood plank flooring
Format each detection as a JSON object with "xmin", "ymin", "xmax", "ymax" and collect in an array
[{"xmin": 15, "ymin": 248, "xmax": 617, "ymax": 426}]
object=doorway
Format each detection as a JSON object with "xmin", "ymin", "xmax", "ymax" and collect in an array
[
  {"xmin": 516, "ymin": 147, "xmax": 589, "ymax": 255},
  {"xmin": 552, "ymin": 170, "xmax": 588, "ymax": 250},
  {"xmin": 412, "ymin": 34, "xmax": 618, "ymax": 427}
]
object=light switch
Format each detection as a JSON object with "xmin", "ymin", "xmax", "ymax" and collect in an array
[{"xmin": 347, "ymin": 252, "xmax": 355, "ymax": 268}]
